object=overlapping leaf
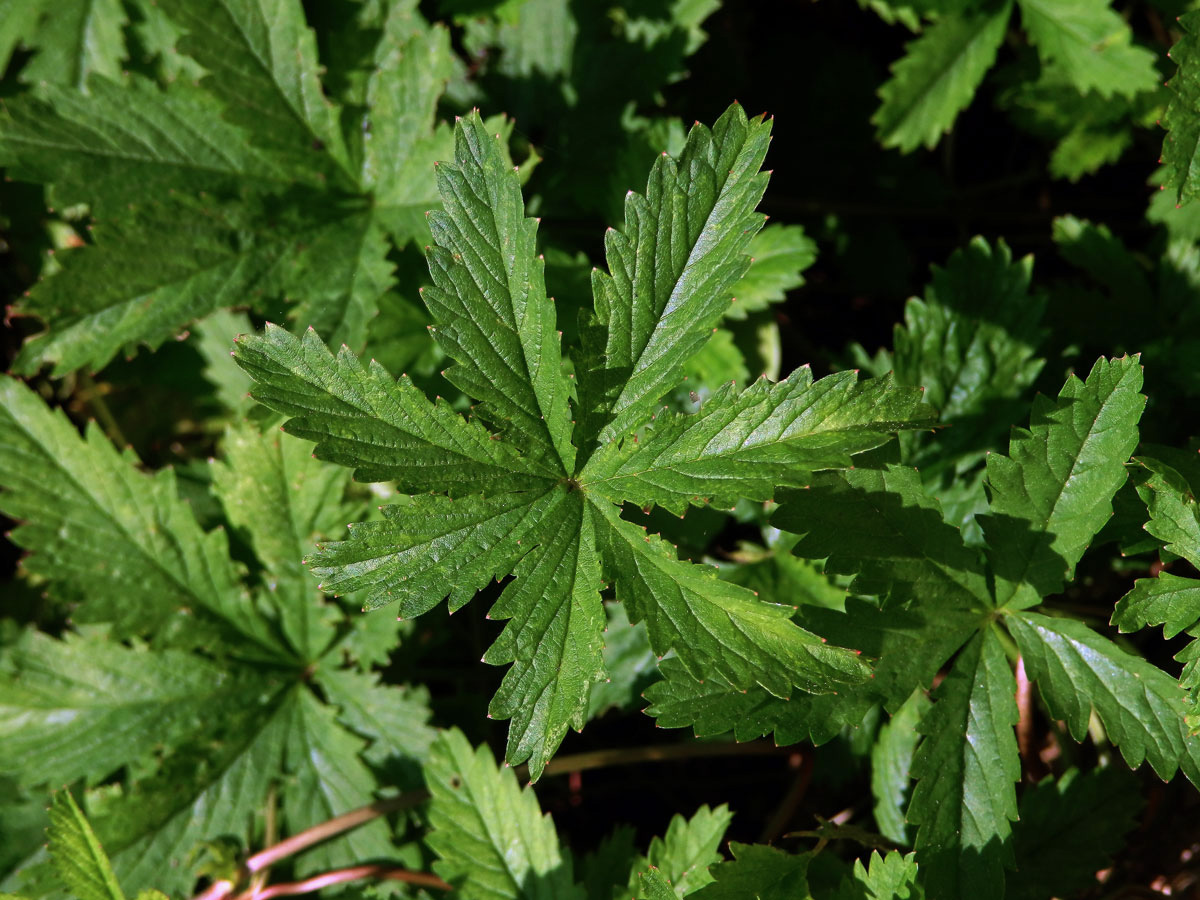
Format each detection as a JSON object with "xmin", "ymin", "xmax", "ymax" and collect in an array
[
  {"xmin": 425, "ymin": 729, "xmax": 584, "ymax": 900},
  {"xmin": 583, "ymin": 370, "xmax": 932, "ymax": 515},
  {"xmin": 981, "ymin": 355, "xmax": 1144, "ymax": 610},
  {"xmin": 1008, "ymin": 611, "xmax": 1200, "ymax": 784},
  {"xmin": 1016, "ymin": 0, "xmax": 1158, "ymax": 100},
  {"xmin": 628, "ymin": 805, "xmax": 732, "ymax": 898},
  {"xmin": 237, "ymin": 106, "xmax": 928, "ymax": 778},
  {"xmin": 1111, "ymin": 462, "xmax": 1200, "ymax": 726},
  {"xmin": 907, "ymin": 628, "xmax": 1019, "ymax": 900},
  {"xmin": 1, "ymin": 0, "xmax": 454, "ymax": 372},
  {"xmin": 689, "ymin": 844, "xmax": 810, "ymax": 899},
  {"xmin": 574, "ymin": 103, "xmax": 773, "ymax": 449},
  {"xmin": 0, "ymin": 379, "xmax": 433, "ymax": 894},
  {"xmin": 0, "ymin": 375, "xmax": 285, "ymax": 654},
  {"xmin": 644, "ymin": 658, "xmax": 874, "ymax": 747}
]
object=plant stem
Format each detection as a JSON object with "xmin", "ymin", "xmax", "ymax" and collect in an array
[
  {"xmin": 193, "ymin": 738, "xmax": 788, "ymax": 900},
  {"xmin": 240, "ymin": 865, "xmax": 450, "ymax": 900},
  {"xmin": 244, "ymin": 791, "xmax": 430, "ymax": 875}
]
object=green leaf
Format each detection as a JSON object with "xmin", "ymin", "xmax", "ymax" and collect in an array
[
  {"xmin": 98, "ymin": 684, "xmax": 296, "ymax": 894},
  {"xmin": 12, "ymin": 196, "xmax": 300, "ymax": 377},
  {"xmin": 591, "ymin": 499, "xmax": 871, "ymax": 697},
  {"xmin": 1006, "ymin": 768, "xmax": 1141, "ymax": 900},
  {"xmin": 637, "ymin": 870, "xmax": 681, "ymax": 900},
  {"xmin": 586, "ymin": 601, "xmax": 657, "ymax": 721},
  {"xmin": 871, "ymin": 689, "xmax": 930, "ymax": 845},
  {"xmin": 157, "ymin": 0, "xmax": 353, "ymax": 185},
  {"xmin": 281, "ymin": 208, "xmax": 396, "ymax": 350},
  {"xmin": 582, "ymin": 371, "xmax": 932, "ymax": 516},
  {"xmin": 20, "ymin": 0, "xmax": 127, "ymax": 90},
  {"xmin": 0, "ymin": 375, "xmax": 288, "ymax": 656},
  {"xmin": 1007, "ymin": 611, "xmax": 1200, "ymax": 784},
  {"xmin": 689, "ymin": 843, "xmax": 810, "ymax": 899},
  {"xmin": 314, "ymin": 667, "xmax": 437, "ymax": 774},
  {"xmin": 364, "ymin": 24, "xmax": 456, "ymax": 238},
  {"xmin": 1052, "ymin": 216, "xmax": 1153, "ymax": 309},
  {"xmin": 633, "ymin": 805, "xmax": 733, "ymax": 897},
  {"xmin": 1162, "ymin": 10, "xmax": 1200, "ymax": 206},
  {"xmin": 832, "ymin": 850, "xmax": 923, "ymax": 900},
  {"xmin": 773, "ymin": 463, "xmax": 989, "ymax": 612},
  {"xmin": 483, "ymin": 498, "xmax": 607, "ymax": 778},
  {"xmin": 575, "ymin": 103, "xmax": 772, "ymax": 450},
  {"xmin": 0, "ymin": 630, "xmax": 245, "ymax": 789},
  {"xmin": 47, "ymin": 792, "xmax": 125, "ymax": 900},
  {"xmin": 233, "ymin": 324, "xmax": 554, "ymax": 493},
  {"xmin": 212, "ymin": 422, "xmax": 350, "ymax": 659},
  {"xmin": 425, "ymin": 729, "xmax": 584, "ymax": 900},
  {"xmin": 1111, "ymin": 463, "xmax": 1200, "ymax": 723},
  {"xmin": 873, "ymin": 3, "xmax": 1012, "ymax": 152},
  {"xmin": 980, "ymin": 356, "xmax": 1145, "ymax": 610},
  {"xmin": 892, "ymin": 237, "xmax": 1045, "ymax": 424},
  {"xmin": 0, "ymin": 77, "xmax": 286, "ymax": 213},
  {"xmin": 644, "ymin": 657, "xmax": 875, "ymax": 746},
  {"xmin": 1016, "ymin": 0, "xmax": 1159, "ymax": 99},
  {"xmin": 423, "ymin": 110, "xmax": 575, "ymax": 472},
  {"xmin": 194, "ymin": 310, "xmax": 255, "ymax": 413},
  {"xmin": 236, "ymin": 106, "xmax": 881, "ymax": 777},
  {"xmin": 724, "ymin": 224, "xmax": 817, "ymax": 320},
  {"xmin": 1113, "ymin": 573, "xmax": 1200, "ymax": 641},
  {"xmin": 907, "ymin": 628, "xmax": 1019, "ymax": 900},
  {"xmin": 280, "ymin": 690, "xmax": 395, "ymax": 875}
]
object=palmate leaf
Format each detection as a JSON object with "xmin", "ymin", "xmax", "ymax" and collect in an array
[
  {"xmin": 2, "ymin": 0, "xmax": 453, "ymax": 372},
  {"xmin": 237, "ymin": 105, "xmax": 929, "ymax": 778},
  {"xmin": 907, "ymin": 627, "xmax": 1019, "ymax": 900},
  {"xmin": 873, "ymin": 2, "xmax": 1012, "ymax": 152},
  {"xmin": 425, "ymin": 729, "xmax": 584, "ymax": 900},
  {"xmin": 981, "ymin": 356, "xmax": 1145, "ymax": 610},
  {"xmin": 0, "ymin": 376, "xmax": 288, "ymax": 656}
]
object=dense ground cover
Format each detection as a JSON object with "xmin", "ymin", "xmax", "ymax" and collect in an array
[{"xmin": 3, "ymin": 1, "xmax": 1200, "ymax": 897}]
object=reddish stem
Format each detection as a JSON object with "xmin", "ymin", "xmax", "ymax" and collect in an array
[{"xmin": 242, "ymin": 865, "xmax": 450, "ymax": 900}]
